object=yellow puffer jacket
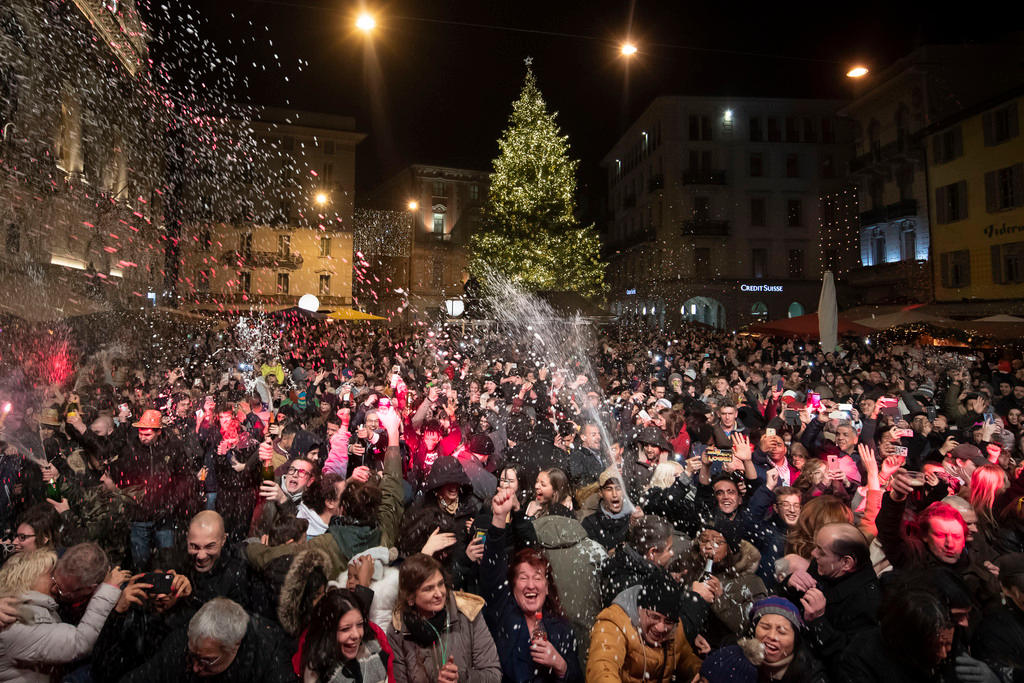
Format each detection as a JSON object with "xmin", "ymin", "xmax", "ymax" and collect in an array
[{"xmin": 587, "ymin": 585, "xmax": 702, "ymax": 683}]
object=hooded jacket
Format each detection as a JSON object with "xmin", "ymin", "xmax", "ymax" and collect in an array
[
  {"xmin": 533, "ymin": 514, "xmax": 607, "ymax": 665},
  {"xmin": 0, "ymin": 584, "xmax": 121, "ymax": 683},
  {"xmin": 696, "ymin": 540, "xmax": 769, "ymax": 648},
  {"xmin": 586, "ymin": 585, "xmax": 701, "ymax": 683},
  {"xmin": 278, "ymin": 548, "xmax": 333, "ymax": 637},
  {"xmin": 386, "ymin": 592, "xmax": 501, "ymax": 683}
]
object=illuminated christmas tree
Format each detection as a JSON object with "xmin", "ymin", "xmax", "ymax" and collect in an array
[{"xmin": 469, "ymin": 64, "xmax": 606, "ymax": 298}]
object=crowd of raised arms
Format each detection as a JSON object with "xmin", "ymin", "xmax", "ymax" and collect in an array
[{"xmin": 2, "ymin": 320, "xmax": 1024, "ymax": 683}]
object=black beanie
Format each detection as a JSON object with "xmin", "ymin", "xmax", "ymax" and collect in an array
[
  {"xmin": 702, "ymin": 522, "xmax": 743, "ymax": 554},
  {"xmin": 637, "ymin": 572, "xmax": 681, "ymax": 622}
]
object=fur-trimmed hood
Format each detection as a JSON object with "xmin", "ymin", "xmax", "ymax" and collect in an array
[
  {"xmin": 390, "ymin": 590, "xmax": 485, "ymax": 632},
  {"xmin": 277, "ymin": 547, "xmax": 332, "ymax": 636}
]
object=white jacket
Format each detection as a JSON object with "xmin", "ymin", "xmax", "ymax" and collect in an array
[{"xmin": 0, "ymin": 583, "xmax": 120, "ymax": 683}]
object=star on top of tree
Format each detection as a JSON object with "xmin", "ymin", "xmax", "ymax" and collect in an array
[{"xmin": 523, "ymin": 56, "xmax": 533, "ymax": 67}]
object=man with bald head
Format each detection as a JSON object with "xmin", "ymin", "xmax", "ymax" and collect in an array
[
  {"xmin": 794, "ymin": 522, "xmax": 881, "ymax": 678},
  {"xmin": 66, "ymin": 411, "xmax": 126, "ymax": 487},
  {"xmin": 181, "ymin": 510, "xmax": 251, "ymax": 610}
]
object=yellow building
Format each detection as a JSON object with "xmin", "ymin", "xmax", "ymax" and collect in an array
[{"xmin": 929, "ymin": 90, "xmax": 1024, "ymax": 302}]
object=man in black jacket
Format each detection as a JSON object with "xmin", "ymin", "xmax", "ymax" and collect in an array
[
  {"xmin": 794, "ymin": 522, "xmax": 881, "ymax": 677},
  {"xmin": 179, "ymin": 510, "xmax": 251, "ymax": 610},
  {"xmin": 582, "ymin": 468, "xmax": 633, "ymax": 552},
  {"xmin": 121, "ymin": 597, "xmax": 297, "ymax": 682}
]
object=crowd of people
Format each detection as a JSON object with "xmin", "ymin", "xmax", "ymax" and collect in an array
[{"xmin": 1, "ymin": 318, "xmax": 1024, "ymax": 682}]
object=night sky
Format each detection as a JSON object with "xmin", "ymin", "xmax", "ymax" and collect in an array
[{"xmin": 151, "ymin": 0, "xmax": 1016, "ymax": 217}]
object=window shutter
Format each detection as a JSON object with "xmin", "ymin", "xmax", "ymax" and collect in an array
[
  {"xmin": 1013, "ymin": 163, "xmax": 1024, "ymax": 207},
  {"xmin": 958, "ymin": 181, "xmax": 968, "ymax": 220},
  {"xmin": 983, "ymin": 112, "xmax": 995, "ymax": 146},
  {"xmin": 953, "ymin": 127, "xmax": 963, "ymax": 158},
  {"xmin": 992, "ymin": 245, "xmax": 1006, "ymax": 284},
  {"xmin": 1009, "ymin": 103, "xmax": 1020, "ymax": 139},
  {"xmin": 986, "ymin": 170, "xmax": 999, "ymax": 212},
  {"xmin": 936, "ymin": 186, "xmax": 948, "ymax": 224},
  {"xmin": 941, "ymin": 252, "xmax": 951, "ymax": 288},
  {"xmin": 932, "ymin": 135, "xmax": 942, "ymax": 163}
]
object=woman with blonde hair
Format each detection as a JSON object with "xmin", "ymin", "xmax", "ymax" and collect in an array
[
  {"xmin": 0, "ymin": 548, "xmax": 57, "ymax": 597},
  {"xmin": 647, "ymin": 460, "xmax": 685, "ymax": 490}
]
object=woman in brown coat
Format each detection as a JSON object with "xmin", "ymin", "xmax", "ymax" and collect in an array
[{"xmin": 386, "ymin": 554, "xmax": 501, "ymax": 683}]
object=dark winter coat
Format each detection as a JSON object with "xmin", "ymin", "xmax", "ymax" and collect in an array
[
  {"xmin": 180, "ymin": 542, "xmax": 252, "ymax": 611},
  {"xmin": 480, "ymin": 525, "xmax": 583, "ymax": 683},
  {"xmin": 91, "ymin": 602, "xmax": 191, "ymax": 683},
  {"xmin": 802, "ymin": 562, "xmax": 881, "ymax": 676},
  {"xmin": 839, "ymin": 628, "xmax": 953, "ymax": 683},
  {"xmin": 972, "ymin": 600, "xmax": 1024, "ymax": 682},
  {"xmin": 567, "ymin": 446, "xmax": 605, "ymax": 489},
  {"xmin": 581, "ymin": 506, "xmax": 630, "ymax": 552},
  {"xmin": 120, "ymin": 611, "xmax": 298, "ymax": 683},
  {"xmin": 111, "ymin": 431, "xmax": 190, "ymax": 523},
  {"xmin": 737, "ymin": 483, "xmax": 789, "ymax": 589}
]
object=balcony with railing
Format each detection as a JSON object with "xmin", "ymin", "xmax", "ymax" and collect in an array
[
  {"xmin": 219, "ymin": 250, "xmax": 304, "ymax": 270},
  {"xmin": 682, "ymin": 170, "xmax": 726, "ymax": 185},
  {"xmin": 681, "ymin": 219, "xmax": 730, "ymax": 236}
]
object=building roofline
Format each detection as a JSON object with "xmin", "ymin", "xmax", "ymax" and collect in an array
[{"xmin": 920, "ymin": 83, "xmax": 1024, "ymax": 136}]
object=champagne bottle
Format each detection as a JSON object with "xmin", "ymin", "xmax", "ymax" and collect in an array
[
  {"xmin": 46, "ymin": 477, "xmax": 62, "ymax": 502},
  {"xmin": 699, "ymin": 558, "xmax": 715, "ymax": 582}
]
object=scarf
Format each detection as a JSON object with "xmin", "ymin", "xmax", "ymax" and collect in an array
[
  {"xmin": 327, "ymin": 640, "xmax": 388, "ymax": 683},
  {"xmin": 405, "ymin": 608, "xmax": 450, "ymax": 649},
  {"xmin": 439, "ymin": 496, "xmax": 459, "ymax": 516}
]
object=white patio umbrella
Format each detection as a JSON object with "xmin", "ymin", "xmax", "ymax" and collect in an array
[{"xmin": 818, "ymin": 270, "xmax": 838, "ymax": 352}]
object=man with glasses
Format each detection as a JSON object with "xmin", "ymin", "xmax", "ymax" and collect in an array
[{"xmin": 120, "ymin": 597, "xmax": 297, "ymax": 682}]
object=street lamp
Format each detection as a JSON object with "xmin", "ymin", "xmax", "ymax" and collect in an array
[
  {"xmin": 355, "ymin": 12, "xmax": 376, "ymax": 33},
  {"xmin": 846, "ymin": 65, "xmax": 869, "ymax": 78},
  {"xmin": 620, "ymin": 42, "xmax": 638, "ymax": 57},
  {"xmin": 407, "ymin": 200, "xmax": 418, "ymax": 211},
  {"xmin": 315, "ymin": 191, "xmax": 329, "ymax": 206}
]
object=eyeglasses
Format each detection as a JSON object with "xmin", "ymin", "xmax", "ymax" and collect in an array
[
  {"xmin": 777, "ymin": 503, "xmax": 800, "ymax": 512},
  {"xmin": 286, "ymin": 467, "xmax": 312, "ymax": 479},
  {"xmin": 186, "ymin": 646, "xmax": 227, "ymax": 672},
  {"xmin": 13, "ymin": 533, "xmax": 35, "ymax": 542}
]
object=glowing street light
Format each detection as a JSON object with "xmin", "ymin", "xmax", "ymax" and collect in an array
[
  {"xmin": 846, "ymin": 65, "xmax": 869, "ymax": 79},
  {"xmin": 356, "ymin": 13, "xmax": 376, "ymax": 33},
  {"xmin": 315, "ymin": 191, "xmax": 329, "ymax": 206},
  {"xmin": 407, "ymin": 200, "xmax": 418, "ymax": 211},
  {"xmin": 621, "ymin": 42, "xmax": 638, "ymax": 57}
]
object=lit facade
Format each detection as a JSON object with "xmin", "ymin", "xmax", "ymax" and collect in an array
[
  {"xmin": 179, "ymin": 109, "xmax": 364, "ymax": 312},
  {"xmin": 360, "ymin": 165, "xmax": 488, "ymax": 319},
  {"xmin": 0, "ymin": 0, "xmax": 164, "ymax": 320},
  {"xmin": 842, "ymin": 44, "xmax": 1024, "ymax": 305},
  {"xmin": 928, "ymin": 91, "xmax": 1024, "ymax": 302},
  {"xmin": 602, "ymin": 96, "xmax": 852, "ymax": 329}
]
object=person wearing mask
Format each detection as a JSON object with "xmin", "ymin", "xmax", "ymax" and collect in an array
[
  {"xmin": 481, "ymin": 489, "xmax": 582, "ymax": 682},
  {"xmin": 386, "ymin": 553, "xmax": 501, "ymax": 683},
  {"xmin": 587, "ymin": 572, "xmax": 702, "ymax": 683},
  {"xmin": 0, "ymin": 543, "xmax": 128, "ymax": 682},
  {"xmin": 120, "ymin": 597, "xmax": 298, "ymax": 682}
]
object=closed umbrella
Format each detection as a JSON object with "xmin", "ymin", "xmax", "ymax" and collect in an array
[{"xmin": 818, "ymin": 270, "xmax": 838, "ymax": 352}]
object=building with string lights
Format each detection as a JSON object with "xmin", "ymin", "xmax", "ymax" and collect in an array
[
  {"xmin": 601, "ymin": 96, "xmax": 853, "ymax": 329},
  {"xmin": 0, "ymin": 0, "xmax": 165, "ymax": 321},
  {"xmin": 359, "ymin": 165, "xmax": 488, "ymax": 320},
  {"xmin": 926, "ymin": 88, "xmax": 1024, "ymax": 308},
  {"xmin": 840, "ymin": 43, "xmax": 1024, "ymax": 306}
]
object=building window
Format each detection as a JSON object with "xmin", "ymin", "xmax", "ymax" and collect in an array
[
  {"xmin": 276, "ymin": 273, "xmax": 290, "ymax": 293},
  {"xmin": 240, "ymin": 233, "xmax": 253, "ymax": 259},
  {"xmin": 690, "ymin": 150, "xmax": 712, "ymax": 171},
  {"xmin": 324, "ymin": 140, "xmax": 336, "ymax": 155},
  {"xmin": 821, "ymin": 153, "xmax": 835, "ymax": 179},
  {"xmin": 432, "ymin": 181, "xmax": 447, "ymax": 197},
  {"xmin": 322, "ymin": 163, "xmax": 334, "ymax": 183},
  {"xmin": 803, "ymin": 118, "xmax": 817, "ymax": 143},
  {"xmin": 319, "ymin": 273, "xmax": 331, "ymax": 294},
  {"xmin": 992, "ymin": 242, "xmax": 1024, "ymax": 284},
  {"xmin": 694, "ymin": 248, "xmax": 711, "ymax": 280},
  {"xmin": 935, "ymin": 181, "xmax": 968, "ymax": 223},
  {"xmin": 751, "ymin": 301, "xmax": 769, "ymax": 319},
  {"xmin": 933, "ymin": 126, "xmax": 963, "ymax": 164},
  {"xmin": 787, "ymin": 199, "xmax": 802, "ymax": 226},
  {"xmin": 693, "ymin": 197, "xmax": 710, "ymax": 221},
  {"xmin": 985, "ymin": 164, "xmax": 1024, "ymax": 211},
  {"xmin": 239, "ymin": 271, "xmax": 251, "ymax": 293},
  {"xmin": 767, "ymin": 118, "xmax": 781, "ymax": 142},
  {"xmin": 896, "ymin": 165, "xmax": 914, "ymax": 201},
  {"xmin": 688, "ymin": 115, "xmax": 712, "ymax": 141},
  {"xmin": 749, "ymin": 117, "xmax": 763, "ymax": 142},
  {"xmin": 752, "ymin": 248, "xmax": 767, "ymax": 278},
  {"xmin": 319, "ymin": 236, "xmax": 331, "ymax": 257},
  {"xmin": 940, "ymin": 250, "xmax": 971, "ymax": 288},
  {"xmin": 788, "ymin": 301, "xmax": 805, "ymax": 318},
  {"xmin": 872, "ymin": 232, "xmax": 887, "ymax": 266},
  {"xmin": 984, "ymin": 102, "xmax": 1020, "ymax": 146},
  {"xmin": 5, "ymin": 223, "xmax": 19, "ymax": 254},
  {"xmin": 278, "ymin": 234, "xmax": 291, "ymax": 257},
  {"xmin": 821, "ymin": 118, "xmax": 835, "ymax": 143},
  {"xmin": 469, "ymin": 184, "xmax": 479, "ymax": 201},
  {"xmin": 788, "ymin": 249, "xmax": 804, "ymax": 278},
  {"xmin": 432, "ymin": 213, "xmax": 445, "ymax": 233},
  {"xmin": 785, "ymin": 117, "xmax": 799, "ymax": 142},
  {"xmin": 751, "ymin": 198, "xmax": 766, "ymax": 226},
  {"xmin": 749, "ymin": 153, "xmax": 764, "ymax": 177},
  {"xmin": 785, "ymin": 154, "xmax": 799, "ymax": 178},
  {"xmin": 902, "ymin": 230, "xmax": 917, "ymax": 261}
]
